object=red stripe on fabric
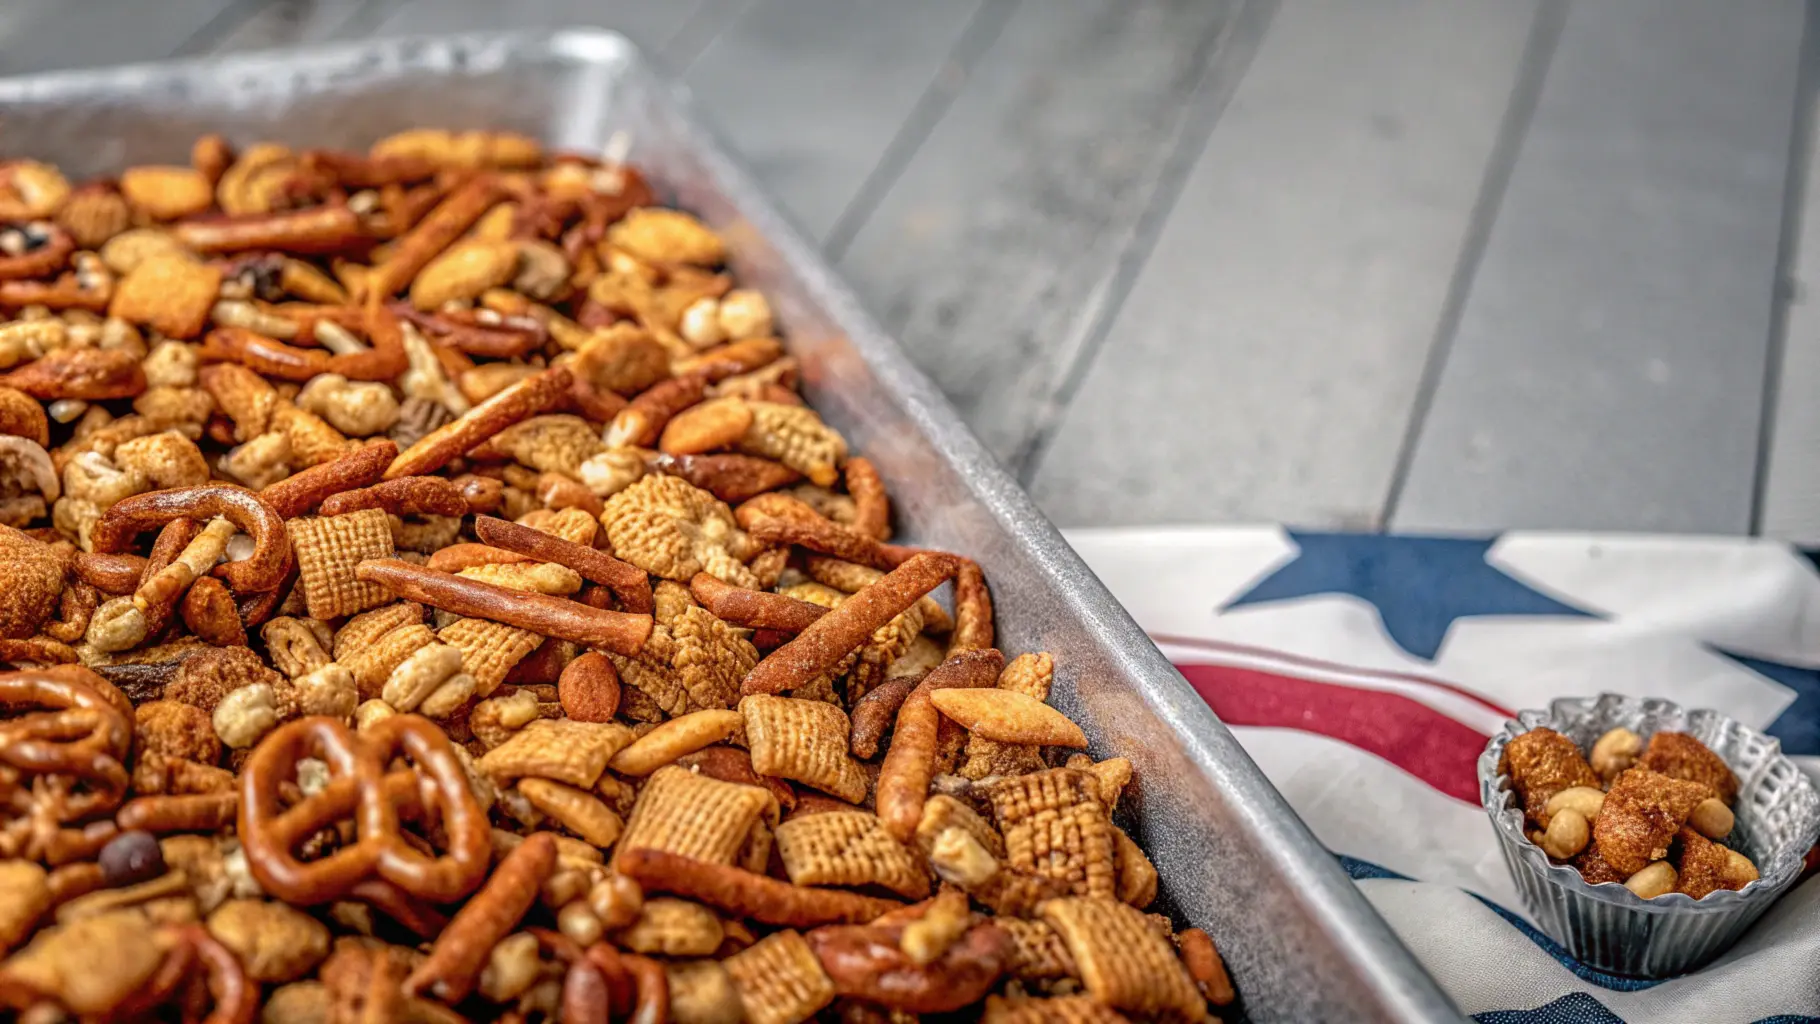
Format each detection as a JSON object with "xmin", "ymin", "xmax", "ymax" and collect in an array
[
  {"xmin": 1152, "ymin": 633, "xmax": 1516, "ymax": 718},
  {"xmin": 1175, "ymin": 661, "xmax": 1488, "ymax": 804}
]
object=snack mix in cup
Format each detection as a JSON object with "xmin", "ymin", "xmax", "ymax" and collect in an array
[
  {"xmin": 0, "ymin": 133, "xmax": 1240, "ymax": 1022},
  {"xmin": 1481, "ymin": 693, "xmax": 1820, "ymax": 978}
]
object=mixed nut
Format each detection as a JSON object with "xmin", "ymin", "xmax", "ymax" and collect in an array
[
  {"xmin": 0, "ymin": 133, "xmax": 1233, "ymax": 1022},
  {"xmin": 1501, "ymin": 725, "xmax": 1758, "ymax": 900}
]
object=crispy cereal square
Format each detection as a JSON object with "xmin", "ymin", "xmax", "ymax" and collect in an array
[
  {"xmin": 109, "ymin": 252, "xmax": 221, "ymax": 339},
  {"xmin": 290, "ymin": 509, "xmax": 395, "ymax": 619}
]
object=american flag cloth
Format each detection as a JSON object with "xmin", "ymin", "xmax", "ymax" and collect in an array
[{"xmin": 1062, "ymin": 526, "xmax": 1820, "ymax": 1024}]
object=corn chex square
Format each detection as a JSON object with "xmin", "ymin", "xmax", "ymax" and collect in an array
[{"xmin": 290, "ymin": 509, "xmax": 395, "ymax": 619}]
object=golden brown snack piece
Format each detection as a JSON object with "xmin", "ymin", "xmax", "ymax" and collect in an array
[
  {"xmin": 355, "ymin": 558, "xmax": 652, "ymax": 655},
  {"xmin": 619, "ymin": 848, "xmax": 903, "ymax": 926},
  {"xmin": 1500, "ymin": 727, "xmax": 1601, "ymax": 828},
  {"xmin": 1593, "ymin": 768, "xmax": 1712, "ymax": 877},
  {"xmin": 1039, "ymin": 897, "xmax": 1207, "ymax": 1024},
  {"xmin": 1638, "ymin": 731, "xmax": 1739, "ymax": 806},
  {"xmin": 877, "ymin": 649, "xmax": 1003, "ymax": 842}
]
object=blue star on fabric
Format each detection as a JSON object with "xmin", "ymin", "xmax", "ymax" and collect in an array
[
  {"xmin": 1715, "ymin": 649, "xmax": 1820, "ymax": 757},
  {"xmin": 1223, "ymin": 532, "xmax": 1600, "ymax": 661}
]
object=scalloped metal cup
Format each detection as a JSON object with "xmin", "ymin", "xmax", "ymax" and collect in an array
[{"xmin": 1480, "ymin": 693, "xmax": 1820, "ymax": 978}]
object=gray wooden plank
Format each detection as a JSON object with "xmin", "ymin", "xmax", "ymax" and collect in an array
[
  {"xmin": 1758, "ymin": 25, "xmax": 1820, "ymax": 545},
  {"xmin": 0, "ymin": 0, "xmax": 245, "ymax": 73},
  {"xmin": 833, "ymin": 0, "xmax": 1246, "ymax": 470},
  {"xmin": 375, "ymin": 0, "xmax": 715, "ymax": 60},
  {"xmin": 199, "ymin": 0, "xmax": 394, "ymax": 53},
  {"xmin": 1025, "ymin": 0, "xmax": 1538, "ymax": 528},
  {"xmin": 682, "ymin": 0, "xmax": 985, "ymax": 245},
  {"xmin": 1390, "ymin": 0, "xmax": 1805, "ymax": 535}
]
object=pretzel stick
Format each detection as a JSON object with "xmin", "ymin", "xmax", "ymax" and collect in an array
[
  {"xmin": 259, "ymin": 440, "xmax": 398, "ymax": 518},
  {"xmin": 473, "ymin": 515, "xmax": 653, "ymax": 613},
  {"xmin": 72, "ymin": 552, "xmax": 145, "ymax": 595},
  {"xmin": 689, "ymin": 572, "xmax": 825, "ymax": 633},
  {"xmin": 386, "ymin": 365, "xmax": 573, "ymax": 479},
  {"xmin": 356, "ymin": 559, "xmax": 652, "ymax": 654},
  {"xmin": 174, "ymin": 205, "xmax": 369, "ymax": 255},
  {"xmin": 947, "ymin": 559, "xmax": 993, "ymax": 654},
  {"xmin": 320, "ymin": 476, "xmax": 469, "ymax": 518},
  {"xmin": 741, "ymin": 552, "xmax": 957, "ymax": 697},
  {"xmin": 738, "ymin": 493, "xmax": 893, "ymax": 570},
  {"xmin": 877, "ymin": 649, "xmax": 1003, "ymax": 841},
  {"xmin": 844, "ymin": 457, "xmax": 891, "ymax": 541},
  {"xmin": 618, "ymin": 848, "xmax": 903, "ymax": 926},
  {"xmin": 847, "ymin": 672, "xmax": 925, "ymax": 759},
  {"xmin": 367, "ymin": 174, "xmax": 503, "ymax": 299},
  {"xmin": 116, "ymin": 792, "xmax": 238, "ymax": 833},
  {"xmin": 649, "ymin": 452, "xmax": 801, "ymax": 503},
  {"xmin": 406, "ymin": 831, "xmax": 556, "ymax": 1003},
  {"xmin": 425, "ymin": 543, "xmax": 530, "ymax": 573}
]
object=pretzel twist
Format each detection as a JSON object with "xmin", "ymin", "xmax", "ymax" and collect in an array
[
  {"xmin": 807, "ymin": 919, "xmax": 1012, "ymax": 1014},
  {"xmin": 92, "ymin": 485, "xmax": 289, "ymax": 593},
  {"xmin": 0, "ymin": 670, "xmax": 132, "ymax": 822},
  {"xmin": 237, "ymin": 714, "xmax": 491, "ymax": 905}
]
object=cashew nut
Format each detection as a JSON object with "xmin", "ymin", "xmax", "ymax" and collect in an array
[
  {"xmin": 679, "ymin": 297, "xmax": 726, "ymax": 349},
  {"xmin": 717, "ymin": 289, "xmax": 772, "ymax": 339},
  {"xmin": 1544, "ymin": 786, "xmax": 1605, "ymax": 823},
  {"xmin": 353, "ymin": 698, "xmax": 397, "ymax": 733}
]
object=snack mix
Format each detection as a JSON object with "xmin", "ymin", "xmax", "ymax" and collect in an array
[
  {"xmin": 1501, "ymin": 724, "xmax": 1759, "ymax": 900},
  {"xmin": 0, "ymin": 133, "xmax": 1235, "ymax": 1022}
]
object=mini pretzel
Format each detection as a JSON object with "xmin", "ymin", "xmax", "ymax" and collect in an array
[
  {"xmin": 742, "ymin": 552, "xmax": 958, "ymax": 697},
  {"xmin": 300, "ymin": 149, "xmax": 439, "ymax": 189},
  {"xmin": 0, "ymin": 670, "xmax": 132, "ymax": 821},
  {"xmin": 807, "ymin": 919, "xmax": 1013, "ymax": 1014},
  {"xmin": 200, "ymin": 324, "xmax": 332, "ymax": 380},
  {"xmin": 171, "ymin": 923, "xmax": 260, "ymax": 1024},
  {"xmin": 366, "ymin": 174, "xmax": 505, "ymax": 299},
  {"xmin": 386, "ymin": 365, "xmax": 573, "ymax": 479},
  {"xmin": 607, "ymin": 374, "xmax": 710, "ymax": 448},
  {"xmin": 878, "ymin": 650, "xmax": 1004, "ymax": 841},
  {"xmin": 356, "ymin": 558, "xmax": 653, "ymax": 654},
  {"xmin": 238, "ymin": 714, "xmax": 491, "ymax": 905},
  {"xmin": 673, "ymin": 337, "xmax": 785, "ymax": 382},
  {"xmin": 174, "ymin": 205, "xmax": 368, "ymax": 255},
  {"xmin": 0, "ymin": 273, "xmax": 110, "ymax": 312},
  {"xmin": 650, "ymin": 451, "xmax": 802, "ymax": 503},
  {"xmin": 260, "ymin": 439, "xmax": 397, "ymax": 518},
  {"xmin": 348, "ymin": 877, "xmax": 449, "ymax": 940},
  {"xmin": 405, "ymin": 831, "xmax": 556, "ymax": 1003},
  {"xmin": 320, "ymin": 476, "xmax": 469, "ymax": 518},
  {"xmin": 474, "ymin": 514, "xmax": 653, "ymax": 613},
  {"xmin": 848, "ymin": 672, "xmax": 924, "ymax": 759},
  {"xmin": 1176, "ymin": 927, "xmax": 1235, "ymax": 1007},
  {"xmin": 583, "ymin": 942, "xmax": 671, "ymax": 1024},
  {"xmin": 948, "ymin": 559, "xmax": 994, "ymax": 654},
  {"xmin": 0, "ymin": 347, "xmax": 146, "ymax": 400},
  {"xmin": 690, "ymin": 572, "xmax": 826, "ymax": 632},
  {"xmin": 618, "ymin": 847, "xmax": 903, "ymax": 926},
  {"xmin": 92, "ymin": 485, "xmax": 289, "ymax": 593},
  {"xmin": 0, "ymin": 224, "xmax": 74, "ymax": 281}
]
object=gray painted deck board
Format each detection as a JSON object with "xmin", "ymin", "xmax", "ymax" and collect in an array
[
  {"xmin": 0, "ymin": 0, "xmax": 243, "ymax": 73},
  {"xmin": 374, "ymin": 0, "xmax": 720, "ymax": 63},
  {"xmin": 834, "ymin": 0, "xmax": 1246, "ymax": 471},
  {"xmin": 198, "ymin": 0, "xmax": 394, "ymax": 53},
  {"xmin": 1027, "ymin": 0, "xmax": 1538, "ymax": 529},
  {"xmin": 1389, "ymin": 0, "xmax": 1805, "ymax": 535},
  {"xmin": 682, "ymin": 0, "xmax": 986, "ymax": 246}
]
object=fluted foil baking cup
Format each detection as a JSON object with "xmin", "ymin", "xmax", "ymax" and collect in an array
[{"xmin": 1480, "ymin": 693, "xmax": 1820, "ymax": 978}]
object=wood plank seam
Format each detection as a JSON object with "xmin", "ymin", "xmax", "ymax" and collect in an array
[
  {"xmin": 1377, "ymin": 0, "xmax": 1568, "ymax": 528},
  {"xmin": 1012, "ymin": 0, "xmax": 1279, "ymax": 486},
  {"xmin": 821, "ymin": 0, "xmax": 1019, "ymax": 259},
  {"xmin": 1751, "ymin": 0, "xmax": 1820, "ymax": 536}
]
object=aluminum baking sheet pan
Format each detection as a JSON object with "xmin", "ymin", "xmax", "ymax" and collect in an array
[{"xmin": 0, "ymin": 31, "xmax": 1465, "ymax": 1022}]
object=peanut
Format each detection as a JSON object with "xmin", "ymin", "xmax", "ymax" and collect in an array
[
  {"xmin": 1540, "ymin": 808, "xmax": 1589, "ymax": 860},
  {"xmin": 1624, "ymin": 861, "xmax": 1678, "ymax": 900},
  {"xmin": 1591, "ymin": 727, "xmax": 1643, "ymax": 780},
  {"xmin": 1688, "ymin": 797, "xmax": 1734, "ymax": 840},
  {"xmin": 1544, "ymin": 786, "xmax": 1605, "ymax": 823}
]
